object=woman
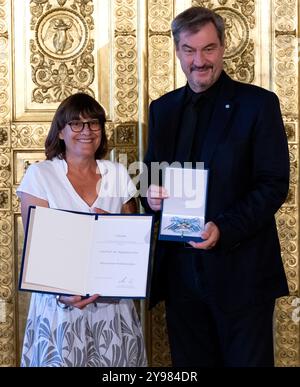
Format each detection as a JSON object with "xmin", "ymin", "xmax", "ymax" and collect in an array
[{"xmin": 17, "ymin": 93, "xmax": 147, "ymax": 367}]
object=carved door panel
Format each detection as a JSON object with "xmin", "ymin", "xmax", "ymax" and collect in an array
[{"xmin": 0, "ymin": 0, "xmax": 298, "ymax": 366}]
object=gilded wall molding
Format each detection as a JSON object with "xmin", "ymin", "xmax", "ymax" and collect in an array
[
  {"xmin": 272, "ymin": 0, "xmax": 298, "ymax": 230},
  {"xmin": 0, "ymin": 3, "xmax": 10, "ymax": 125},
  {"xmin": 148, "ymin": 0, "xmax": 174, "ymax": 102},
  {"xmin": 192, "ymin": 0, "xmax": 255, "ymax": 83},
  {"xmin": 11, "ymin": 123, "xmax": 49, "ymax": 149},
  {"xmin": 0, "ymin": 0, "xmax": 15, "ymax": 367},
  {"xmin": 151, "ymin": 303, "xmax": 171, "ymax": 366},
  {"xmin": 147, "ymin": 0, "xmax": 174, "ymax": 366},
  {"xmin": 114, "ymin": 0, "xmax": 138, "ymax": 122},
  {"xmin": 275, "ymin": 297, "xmax": 300, "ymax": 366},
  {"xmin": 30, "ymin": 0, "xmax": 95, "ymax": 102},
  {"xmin": 272, "ymin": 0, "xmax": 299, "ymax": 367}
]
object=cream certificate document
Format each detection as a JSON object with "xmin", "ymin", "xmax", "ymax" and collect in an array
[{"xmin": 20, "ymin": 206, "xmax": 153, "ymax": 298}]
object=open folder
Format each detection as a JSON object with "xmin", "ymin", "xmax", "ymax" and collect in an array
[{"xmin": 19, "ymin": 206, "xmax": 154, "ymax": 298}]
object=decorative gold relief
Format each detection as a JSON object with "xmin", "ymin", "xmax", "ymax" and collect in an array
[
  {"xmin": 114, "ymin": 35, "xmax": 138, "ymax": 119},
  {"xmin": 0, "ymin": 299, "xmax": 6, "ymax": 322},
  {"xmin": 272, "ymin": 0, "xmax": 298, "ymax": 307},
  {"xmin": 0, "ymin": 212, "xmax": 13, "ymax": 298},
  {"xmin": 11, "ymin": 123, "xmax": 49, "ymax": 148},
  {"xmin": 0, "ymin": 300, "xmax": 15, "ymax": 366},
  {"xmin": 0, "ymin": 2, "xmax": 9, "ymax": 124},
  {"xmin": 192, "ymin": 1, "xmax": 255, "ymax": 83},
  {"xmin": 149, "ymin": 35, "xmax": 173, "ymax": 101},
  {"xmin": 275, "ymin": 297, "xmax": 300, "ymax": 367},
  {"xmin": 114, "ymin": 148, "xmax": 138, "ymax": 167},
  {"xmin": 0, "ymin": 188, "xmax": 10, "ymax": 210},
  {"xmin": 274, "ymin": 35, "xmax": 298, "ymax": 116},
  {"xmin": 116, "ymin": 123, "xmax": 137, "ymax": 146},
  {"xmin": 288, "ymin": 144, "xmax": 297, "ymax": 188},
  {"xmin": 35, "ymin": 9, "xmax": 89, "ymax": 60},
  {"xmin": 30, "ymin": 1, "xmax": 95, "ymax": 102},
  {"xmin": 57, "ymin": 0, "xmax": 67, "ymax": 6},
  {"xmin": 0, "ymin": 148, "xmax": 11, "ymax": 187},
  {"xmin": 11, "ymin": 188, "xmax": 20, "ymax": 214},
  {"xmin": 192, "ymin": 0, "xmax": 214, "ymax": 9},
  {"xmin": 0, "ymin": 0, "xmax": 13, "ymax": 366},
  {"xmin": 105, "ymin": 122, "xmax": 138, "ymax": 163},
  {"xmin": 217, "ymin": 8, "xmax": 249, "ymax": 59},
  {"xmin": 223, "ymin": 40, "xmax": 254, "ymax": 83},
  {"xmin": 147, "ymin": 1, "xmax": 174, "ymax": 364},
  {"xmin": 115, "ymin": 0, "xmax": 136, "ymax": 32},
  {"xmin": 0, "ymin": 127, "xmax": 9, "ymax": 147},
  {"xmin": 148, "ymin": 0, "xmax": 173, "ymax": 101},
  {"xmin": 13, "ymin": 150, "xmax": 45, "ymax": 185},
  {"xmin": 148, "ymin": 0, "xmax": 172, "ymax": 32},
  {"xmin": 274, "ymin": 0, "xmax": 297, "ymax": 32},
  {"xmin": 151, "ymin": 303, "xmax": 171, "ymax": 366},
  {"xmin": 277, "ymin": 208, "xmax": 298, "ymax": 293},
  {"xmin": 273, "ymin": 0, "xmax": 298, "ymax": 367},
  {"xmin": 14, "ymin": 214, "xmax": 30, "ymax": 362},
  {"xmin": 285, "ymin": 122, "xmax": 297, "ymax": 143},
  {"xmin": 273, "ymin": 0, "xmax": 297, "ymax": 116},
  {"xmin": 30, "ymin": 0, "xmax": 51, "ymax": 24},
  {"xmin": 30, "ymin": 1, "xmax": 95, "ymax": 32},
  {"xmin": 114, "ymin": 0, "xmax": 138, "ymax": 122},
  {"xmin": 105, "ymin": 122, "xmax": 115, "ymax": 148},
  {"xmin": 285, "ymin": 186, "xmax": 296, "ymax": 207}
]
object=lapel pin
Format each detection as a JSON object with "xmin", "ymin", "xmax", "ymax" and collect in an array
[{"xmin": 225, "ymin": 104, "xmax": 230, "ymax": 109}]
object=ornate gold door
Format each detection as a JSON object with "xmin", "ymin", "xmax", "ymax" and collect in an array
[{"xmin": 0, "ymin": 0, "xmax": 298, "ymax": 367}]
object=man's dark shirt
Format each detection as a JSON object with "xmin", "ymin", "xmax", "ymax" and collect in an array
[{"xmin": 174, "ymin": 71, "xmax": 226, "ymax": 165}]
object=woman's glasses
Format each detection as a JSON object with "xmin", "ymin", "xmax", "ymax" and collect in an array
[{"xmin": 67, "ymin": 119, "xmax": 101, "ymax": 132}]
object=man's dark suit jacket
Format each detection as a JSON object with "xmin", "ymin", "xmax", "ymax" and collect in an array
[{"xmin": 141, "ymin": 72, "xmax": 290, "ymax": 312}]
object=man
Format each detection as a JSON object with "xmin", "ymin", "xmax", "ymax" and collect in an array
[{"xmin": 141, "ymin": 6, "xmax": 289, "ymax": 367}]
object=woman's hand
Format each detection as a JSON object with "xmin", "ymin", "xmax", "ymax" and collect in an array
[
  {"xmin": 92, "ymin": 207, "xmax": 109, "ymax": 214},
  {"xmin": 58, "ymin": 294, "xmax": 100, "ymax": 309}
]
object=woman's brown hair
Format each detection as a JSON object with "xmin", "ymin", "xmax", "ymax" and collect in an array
[{"xmin": 45, "ymin": 93, "xmax": 108, "ymax": 160}]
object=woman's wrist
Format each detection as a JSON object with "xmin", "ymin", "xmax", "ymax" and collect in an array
[{"xmin": 56, "ymin": 295, "xmax": 70, "ymax": 309}]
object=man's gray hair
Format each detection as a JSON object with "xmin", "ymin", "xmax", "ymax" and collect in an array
[{"xmin": 171, "ymin": 6, "xmax": 225, "ymax": 48}]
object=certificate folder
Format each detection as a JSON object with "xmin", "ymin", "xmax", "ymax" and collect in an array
[
  {"xmin": 159, "ymin": 167, "xmax": 208, "ymax": 242},
  {"xmin": 19, "ymin": 206, "xmax": 154, "ymax": 298}
]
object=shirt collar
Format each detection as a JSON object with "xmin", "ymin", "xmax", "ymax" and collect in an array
[{"xmin": 184, "ymin": 70, "xmax": 226, "ymax": 105}]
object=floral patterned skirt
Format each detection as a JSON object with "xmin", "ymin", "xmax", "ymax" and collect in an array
[{"xmin": 21, "ymin": 293, "xmax": 147, "ymax": 367}]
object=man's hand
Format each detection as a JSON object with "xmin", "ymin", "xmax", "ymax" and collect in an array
[
  {"xmin": 146, "ymin": 184, "xmax": 168, "ymax": 211},
  {"xmin": 188, "ymin": 221, "xmax": 220, "ymax": 250}
]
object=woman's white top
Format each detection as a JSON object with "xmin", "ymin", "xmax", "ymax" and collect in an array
[{"xmin": 16, "ymin": 157, "xmax": 137, "ymax": 212}]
